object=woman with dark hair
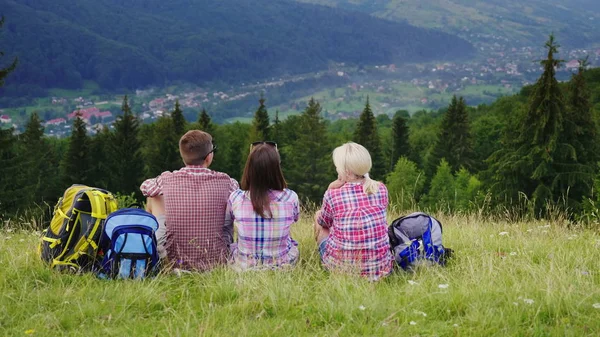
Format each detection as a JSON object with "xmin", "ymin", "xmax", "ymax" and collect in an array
[{"xmin": 225, "ymin": 142, "xmax": 300, "ymax": 271}]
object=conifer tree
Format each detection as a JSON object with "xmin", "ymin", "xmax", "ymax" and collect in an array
[
  {"xmin": 89, "ymin": 125, "xmax": 112, "ymax": 190},
  {"xmin": 564, "ymin": 58, "xmax": 598, "ymax": 166},
  {"xmin": 0, "ymin": 16, "xmax": 17, "ymax": 87},
  {"xmin": 144, "ymin": 117, "xmax": 180, "ymax": 176},
  {"xmin": 171, "ymin": 100, "xmax": 186, "ymax": 136},
  {"xmin": 390, "ymin": 111, "xmax": 411, "ymax": 172},
  {"xmin": 560, "ymin": 57, "xmax": 599, "ymax": 204},
  {"xmin": 489, "ymin": 34, "xmax": 585, "ymax": 212},
  {"xmin": 62, "ymin": 112, "xmax": 91, "ymax": 186},
  {"xmin": 0, "ymin": 127, "xmax": 19, "ymax": 214},
  {"xmin": 287, "ymin": 98, "xmax": 333, "ymax": 201},
  {"xmin": 354, "ymin": 97, "xmax": 385, "ymax": 179},
  {"xmin": 272, "ymin": 110, "xmax": 281, "ymax": 144},
  {"xmin": 19, "ymin": 113, "xmax": 59, "ymax": 204},
  {"xmin": 429, "ymin": 95, "xmax": 473, "ymax": 175},
  {"xmin": 198, "ymin": 108, "xmax": 214, "ymax": 134},
  {"xmin": 109, "ymin": 95, "xmax": 143, "ymax": 196},
  {"xmin": 249, "ymin": 95, "xmax": 270, "ymax": 142}
]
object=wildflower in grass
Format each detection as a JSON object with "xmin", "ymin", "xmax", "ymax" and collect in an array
[
  {"xmin": 358, "ymin": 305, "xmax": 366, "ymax": 311},
  {"xmin": 19, "ymin": 239, "xmax": 25, "ymax": 242},
  {"xmin": 593, "ymin": 303, "xmax": 600, "ymax": 309},
  {"xmin": 413, "ymin": 310, "xmax": 427, "ymax": 317},
  {"xmin": 408, "ymin": 280, "xmax": 419, "ymax": 285},
  {"xmin": 510, "ymin": 252, "xmax": 517, "ymax": 256},
  {"xmin": 438, "ymin": 284, "xmax": 449, "ymax": 289},
  {"xmin": 526, "ymin": 229, "xmax": 533, "ymax": 232},
  {"xmin": 5, "ymin": 236, "xmax": 11, "ymax": 240},
  {"xmin": 410, "ymin": 321, "xmax": 417, "ymax": 325},
  {"xmin": 453, "ymin": 324, "xmax": 459, "ymax": 327},
  {"xmin": 6, "ymin": 228, "xmax": 13, "ymax": 233},
  {"xmin": 522, "ymin": 298, "xmax": 534, "ymax": 305},
  {"xmin": 25, "ymin": 329, "xmax": 35, "ymax": 334},
  {"xmin": 498, "ymin": 232, "xmax": 509, "ymax": 236}
]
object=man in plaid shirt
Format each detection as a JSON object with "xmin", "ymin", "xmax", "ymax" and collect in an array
[{"xmin": 141, "ymin": 130, "xmax": 238, "ymax": 271}]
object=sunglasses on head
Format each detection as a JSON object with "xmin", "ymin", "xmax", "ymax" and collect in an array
[
  {"xmin": 202, "ymin": 143, "xmax": 217, "ymax": 160},
  {"xmin": 250, "ymin": 141, "xmax": 278, "ymax": 150}
]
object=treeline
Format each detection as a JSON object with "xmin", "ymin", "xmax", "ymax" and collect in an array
[
  {"xmin": 2, "ymin": 36, "xmax": 600, "ymax": 223},
  {"xmin": 0, "ymin": 0, "xmax": 474, "ymax": 107}
]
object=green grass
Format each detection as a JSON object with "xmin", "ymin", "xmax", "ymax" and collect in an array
[{"xmin": 1, "ymin": 213, "xmax": 600, "ymax": 336}]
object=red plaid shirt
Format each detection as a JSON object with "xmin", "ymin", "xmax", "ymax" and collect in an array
[
  {"xmin": 317, "ymin": 182, "xmax": 393, "ymax": 280},
  {"xmin": 140, "ymin": 166, "xmax": 238, "ymax": 271}
]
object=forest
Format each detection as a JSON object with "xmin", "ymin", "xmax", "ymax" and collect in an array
[
  {"xmin": 1, "ymin": 35, "xmax": 599, "ymax": 224},
  {"xmin": 0, "ymin": 0, "xmax": 474, "ymax": 107}
]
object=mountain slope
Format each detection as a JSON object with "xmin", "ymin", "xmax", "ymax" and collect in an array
[
  {"xmin": 299, "ymin": 0, "xmax": 600, "ymax": 47},
  {"xmin": 0, "ymin": 0, "xmax": 474, "ymax": 97}
]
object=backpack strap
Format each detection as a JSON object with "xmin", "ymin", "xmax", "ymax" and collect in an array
[{"xmin": 421, "ymin": 216, "xmax": 445, "ymax": 263}]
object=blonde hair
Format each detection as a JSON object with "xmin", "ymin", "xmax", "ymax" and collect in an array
[{"xmin": 332, "ymin": 142, "xmax": 380, "ymax": 195}]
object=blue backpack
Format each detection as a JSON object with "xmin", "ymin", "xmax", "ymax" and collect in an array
[
  {"xmin": 388, "ymin": 212, "xmax": 453, "ymax": 270},
  {"xmin": 99, "ymin": 208, "xmax": 160, "ymax": 279}
]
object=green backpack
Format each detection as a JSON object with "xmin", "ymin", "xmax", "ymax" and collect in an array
[{"xmin": 38, "ymin": 185, "xmax": 119, "ymax": 272}]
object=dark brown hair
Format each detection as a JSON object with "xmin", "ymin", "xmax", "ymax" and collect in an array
[
  {"xmin": 241, "ymin": 144, "xmax": 287, "ymax": 218},
  {"xmin": 179, "ymin": 130, "xmax": 212, "ymax": 166}
]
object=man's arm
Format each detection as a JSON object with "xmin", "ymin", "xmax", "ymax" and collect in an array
[{"xmin": 140, "ymin": 172, "xmax": 168, "ymax": 197}]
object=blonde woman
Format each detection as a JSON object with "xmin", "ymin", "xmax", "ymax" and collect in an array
[{"xmin": 315, "ymin": 142, "xmax": 393, "ymax": 280}]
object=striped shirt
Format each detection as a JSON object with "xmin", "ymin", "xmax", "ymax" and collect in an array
[
  {"xmin": 140, "ymin": 166, "xmax": 238, "ymax": 271},
  {"xmin": 317, "ymin": 181, "xmax": 393, "ymax": 280},
  {"xmin": 227, "ymin": 188, "xmax": 299, "ymax": 270}
]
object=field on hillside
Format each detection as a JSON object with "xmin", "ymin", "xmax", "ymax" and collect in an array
[{"xmin": 1, "ymin": 214, "xmax": 600, "ymax": 336}]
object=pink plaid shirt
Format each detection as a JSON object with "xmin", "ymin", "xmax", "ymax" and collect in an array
[
  {"xmin": 140, "ymin": 166, "xmax": 238, "ymax": 271},
  {"xmin": 317, "ymin": 181, "xmax": 393, "ymax": 280}
]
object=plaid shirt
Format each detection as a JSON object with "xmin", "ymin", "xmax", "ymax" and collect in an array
[
  {"xmin": 317, "ymin": 182, "xmax": 393, "ymax": 280},
  {"xmin": 140, "ymin": 166, "xmax": 238, "ymax": 271},
  {"xmin": 227, "ymin": 188, "xmax": 299, "ymax": 270}
]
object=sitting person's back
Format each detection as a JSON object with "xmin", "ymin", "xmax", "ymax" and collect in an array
[
  {"xmin": 227, "ymin": 142, "xmax": 299, "ymax": 270},
  {"xmin": 141, "ymin": 130, "xmax": 238, "ymax": 271},
  {"xmin": 315, "ymin": 142, "xmax": 393, "ymax": 280}
]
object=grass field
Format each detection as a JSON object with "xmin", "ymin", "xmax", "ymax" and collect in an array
[{"xmin": 1, "ymin": 213, "xmax": 600, "ymax": 336}]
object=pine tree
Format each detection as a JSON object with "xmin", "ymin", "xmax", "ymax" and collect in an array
[
  {"xmin": 89, "ymin": 125, "xmax": 112, "ymax": 190},
  {"xmin": 198, "ymin": 108, "xmax": 214, "ymax": 134},
  {"xmin": 0, "ymin": 16, "xmax": 18, "ymax": 87},
  {"xmin": 390, "ymin": 111, "xmax": 411, "ymax": 172},
  {"xmin": 249, "ymin": 94, "xmax": 270, "ymax": 142},
  {"xmin": 19, "ymin": 113, "xmax": 59, "ymax": 204},
  {"xmin": 489, "ymin": 35, "xmax": 583, "ymax": 213},
  {"xmin": 143, "ymin": 117, "xmax": 180, "ymax": 176},
  {"xmin": 560, "ymin": 57, "xmax": 599, "ymax": 204},
  {"xmin": 171, "ymin": 100, "xmax": 186, "ymax": 136},
  {"xmin": 354, "ymin": 97, "xmax": 385, "ymax": 179},
  {"xmin": 429, "ymin": 95, "xmax": 473, "ymax": 175},
  {"xmin": 61, "ymin": 112, "xmax": 91, "ymax": 186},
  {"xmin": 565, "ymin": 58, "xmax": 598, "ymax": 165},
  {"xmin": 287, "ymin": 98, "xmax": 333, "ymax": 201},
  {"xmin": 109, "ymin": 95, "xmax": 143, "ymax": 196},
  {"xmin": 0, "ymin": 127, "xmax": 20, "ymax": 214},
  {"xmin": 272, "ymin": 109, "xmax": 281, "ymax": 144}
]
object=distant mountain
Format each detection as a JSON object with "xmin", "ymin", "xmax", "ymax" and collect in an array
[
  {"xmin": 0, "ymin": 0, "xmax": 474, "ymax": 99},
  {"xmin": 299, "ymin": 0, "xmax": 600, "ymax": 47}
]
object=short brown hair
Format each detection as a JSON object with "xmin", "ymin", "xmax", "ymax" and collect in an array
[
  {"xmin": 241, "ymin": 144, "xmax": 287, "ymax": 218},
  {"xmin": 179, "ymin": 130, "xmax": 213, "ymax": 166}
]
